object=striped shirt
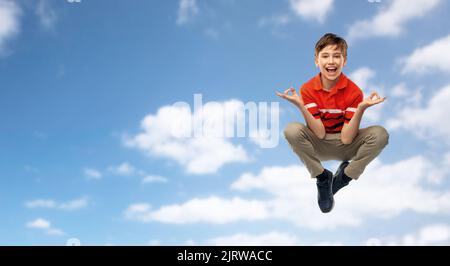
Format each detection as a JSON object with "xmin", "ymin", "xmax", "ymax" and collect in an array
[{"xmin": 301, "ymin": 73, "xmax": 363, "ymax": 134}]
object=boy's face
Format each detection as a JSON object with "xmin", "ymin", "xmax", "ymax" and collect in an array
[{"xmin": 315, "ymin": 44, "xmax": 347, "ymax": 82}]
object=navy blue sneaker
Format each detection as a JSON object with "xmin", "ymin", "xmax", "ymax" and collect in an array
[
  {"xmin": 316, "ymin": 169, "xmax": 334, "ymax": 213},
  {"xmin": 332, "ymin": 161, "xmax": 351, "ymax": 195}
]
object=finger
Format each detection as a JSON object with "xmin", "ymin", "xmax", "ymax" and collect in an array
[
  {"xmin": 284, "ymin": 87, "xmax": 293, "ymax": 94},
  {"xmin": 369, "ymin": 92, "xmax": 380, "ymax": 100},
  {"xmin": 290, "ymin": 88, "xmax": 298, "ymax": 95},
  {"xmin": 373, "ymin": 98, "xmax": 385, "ymax": 104},
  {"xmin": 276, "ymin": 92, "xmax": 286, "ymax": 98},
  {"xmin": 277, "ymin": 93, "xmax": 287, "ymax": 99}
]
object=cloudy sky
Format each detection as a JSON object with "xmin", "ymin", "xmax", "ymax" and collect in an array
[{"xmin": 1, "ymin": 0, "xmax": 450, "ymax": 245}]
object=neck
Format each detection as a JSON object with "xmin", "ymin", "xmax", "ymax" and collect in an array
[{"xmin": 320, "ymin": 74, "xmax": 339, "ymax": 91}]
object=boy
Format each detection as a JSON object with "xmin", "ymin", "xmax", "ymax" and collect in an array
[{"xmin": 276, "ymin": 33, "xmax": 389, "ymax": 213}]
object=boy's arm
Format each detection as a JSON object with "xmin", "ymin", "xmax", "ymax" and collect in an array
[
  {"xmin": 298, "ymin": 88, "xmax": 325, "ymax": 139},
  {"xmin": 341, "ymin": 106, "xmax": 364, "ymax": 144},
  {"xmin": 341, "ymin": 92, "xmax": 386, "ymax": 144},
  {"xmin": 297, "ymin": 102, "xmax": 326, "ymax": 139},
  {"xmin": 276, "ymin": 88, "xmax": 325, "ymax": 139}
]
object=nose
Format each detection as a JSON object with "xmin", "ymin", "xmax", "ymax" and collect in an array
[{"xmin": 328, "ymin": 56, "xmax": 335, "ymax": 64}]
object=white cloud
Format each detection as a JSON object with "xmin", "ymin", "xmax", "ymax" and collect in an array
[
  {"xmin": 124, "ymin": 203, "xmax": 152, "ymax": 222},
  {"xmin": 124, "ymin": 100, "xmax": 250, "ymax": 174},
  {"xmin": 25, "ymin": 196, "xmax": 88, "ymax": 211},
  {"xmin": 413, "ymin": 224, "xmax": 450, "ymax": 245},
  {"xmin": 0, "ymin": 0, "xmax": 21, "ymax": 53},
  {"xmin": 131, "ymin": 155, "xmax": 450, "ymax": 230},
  {"xmin": 390, "ymin": 83, "xmax": 408, "ymax": 97},
  {"xmin": 208, "ymin": 232, "xmax": 300, "ymax": 246},
  {"xmin": 46, "ymin": 228, "xmax": 64, "ymax": 236},
  {"xmin": 26, "ymin": 218, "xmax": 64, "ymax": 236},
  {"xmin": 91, "ymin": 162, "xmax": 168, "ymax": 184},
  {"xmin": 349, "ymin": 67, "xmax": 385, "ymax": 122},
  {"xmin": 230, "ymin": 164, "xmax": 360, "ymax": 230},
  {"xmin": 401, "ymin": 34, "xmax": 450, "ymax": 74},
  {"xmin": 289, "ymin": 0, "xmax": 334, "ymax": 24},
  {"xmin": 249, "ymin": 130, "xmax": 274, "ymax": 148},
  {"xmin": 177, "ymin": 0, "xmax": 199, "ymax": 25},
  {"xmin": 58, "ymin": 197, "xmax": 88, "ymax": 210},
  {"xmin": 259, "ymin": 0, "xmax": 333, "ymax": 28},
  {"xmin": 349, "ymin": 67, "xmax": 375, "ymax": 92},
  {"xmin": 347, "ymin": 0, "xmax": 441, "ymax": 42},
  {"xmin": 387, "ymin": 84, "xmax": 450, "ymax": 144},
  {"xmin": 108, "ymin": 162, "xmax": 136, "ymax": 176},
  {"xmin": 142, "ymin": 175, "xmax": 168, "ymax": 184},
  {"xmin": 36, "ymin": 0, "xmax": 57, "ymax": 30},
  {"xmin": 365, "ymin": 224, "xmax": 450, "ymax": 245},
  {"xmin": 27, "ymin": 218, "xmax": 50, "ymax": 229},
  {"xmin": 84, "ymin": 168, "xmax": 102, "ymax": 180},
  {"xmin": 124, "ymin": 197, "xmax": 269, "ymax": 224},
  {"xmin": 25, "ymin": 199, "xmax": 56, "ymax": 209},
  {"xmin": 231, "ymin": 157, "xmax": 450, "ymax": 229},
  {"xmin": 389, "ymin": 83, "xmax": 423, "ymax": 109}
]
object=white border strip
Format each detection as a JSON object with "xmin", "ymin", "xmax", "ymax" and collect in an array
[
  {"xmin": 305, "ymin": 103, "xmax": 317, "ymax": 109},
  {"xmin": 319, "ymin": 109, "xmax": 343, "ymax": 114}
]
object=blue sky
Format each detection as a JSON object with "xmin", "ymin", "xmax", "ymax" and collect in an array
[{"xmin": 1, "ymin": 0, "xmax": 450, "ymax": 245}]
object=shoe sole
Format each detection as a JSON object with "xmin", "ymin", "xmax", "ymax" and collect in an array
[{"xmin": 321, "ymin": 200, "xmax": 334, "ymax": 213}]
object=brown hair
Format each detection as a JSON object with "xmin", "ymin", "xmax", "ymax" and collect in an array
[{"xmin": 315, "ymin": 33, "xmax": 348, "ymax": 58}]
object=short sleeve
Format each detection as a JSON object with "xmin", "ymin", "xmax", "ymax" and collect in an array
[
  {"xmin": 344, "ymin": 90, "xmax": 363, "ymax": 124},
  {"xmin": 300, "ymin": 88, "xmax": 321, "ymax": 119}
]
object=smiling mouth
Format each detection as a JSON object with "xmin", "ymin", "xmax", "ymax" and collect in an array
[{"xmin": 325, "ymin": 67, "xmax": 337, "ymax": 74}]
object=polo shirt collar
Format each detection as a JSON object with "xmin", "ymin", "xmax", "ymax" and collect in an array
[{"xmin": 311, "ymin": 73, "xmax": 348, "ymax": 91}]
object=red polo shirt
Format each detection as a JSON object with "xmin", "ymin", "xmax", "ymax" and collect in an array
[{"xmin": 300, "ymin": 73, "xmax": 363, "ymax": 133}]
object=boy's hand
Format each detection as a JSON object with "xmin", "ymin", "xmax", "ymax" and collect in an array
[
  {"xmin": 358, "ymin": 91, "xmax": 386, "ymax": 110},
  {"xmin": 276, "ymin": 87, "xmax": 304, "ymax": 107}
]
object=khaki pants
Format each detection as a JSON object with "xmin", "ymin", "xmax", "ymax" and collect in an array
[{"xmin": 284, "ymin": 122, "xmax": 389, "ymax": 179}]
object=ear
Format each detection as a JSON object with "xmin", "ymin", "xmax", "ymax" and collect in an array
[
  {"xmin": 314, "ymin": 55, "xmax": 319, "ymax": 67},
  {"xmin": 343, "ymin": 57, "xmax": 347, "ymax": 67}
]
